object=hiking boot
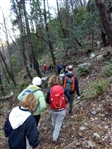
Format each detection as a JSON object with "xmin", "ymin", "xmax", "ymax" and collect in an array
[
  {"xmin": 68, "ymin": 110, "xmax": 72, "ymax": 114},
  {"xmin": 53, "ymin": 139, "xmax": 57, "ymax": 144}
]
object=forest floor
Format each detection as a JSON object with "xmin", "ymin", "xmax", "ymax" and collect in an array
[{"xmin": 0, "ymin": 46, "xmax": 112, "ymax": 149}]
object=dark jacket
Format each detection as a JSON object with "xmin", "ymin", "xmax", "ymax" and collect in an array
[
  {"xmin": 46, "ymin": 86, "xmax": 70, "ymax": 105},
  {"xmin": 62, "ymin": 72, "xmax": 80, "ymax": 96},
  {"xmin": 4, "ymin": 106, "xmax": 40, "ymax": 149}
]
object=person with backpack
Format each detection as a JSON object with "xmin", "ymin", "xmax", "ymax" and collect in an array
[
  {"xmin": 4, "ymin": 94, "xmax": 40, "ymax": 149},
  {"xmin": 18, "ymin": 77, "xmax": 47, "ymax": 126},
  {"xmin": 62, "ymin": 65, "xmax": 80, "ymax": 115},
  {"xmin": 45, "ymin": 76, "xmax": 70, "ymax": 143}
]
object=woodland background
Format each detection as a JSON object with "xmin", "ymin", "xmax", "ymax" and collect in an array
[{"xmin": 0, "ymin": 0, "xmax": 112, "ymax": 148}]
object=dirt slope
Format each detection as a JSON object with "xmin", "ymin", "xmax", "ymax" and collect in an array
[{"xmin": 0, "ymin": 46, "xmax": 112, "ymax": 149}]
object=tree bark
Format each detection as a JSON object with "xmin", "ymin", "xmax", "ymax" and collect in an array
[{"xmin": 95, "ymin": 0, "xmax": 112, "ymax": 46}]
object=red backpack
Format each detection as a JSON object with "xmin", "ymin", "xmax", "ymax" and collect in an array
[{"xmin": 50, "ymin": 85, "xmax": 66, "ymax": 110}]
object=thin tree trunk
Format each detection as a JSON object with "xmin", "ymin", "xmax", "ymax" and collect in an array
[
  {"xmin": 0, "ymin": 58, "xmax": 10, "ymax": 84},
  {"xmin": 56, "ymin": 0, "xmax": 67, "ymax": 38},
  {"xmin": 0, "ymin": 73, "xmax": 4, "ymax": 94},
  {"xmin": 43, "ymin": 0, "xmax": 57, "ymax": 75},
  {"xmin": 0, "ymin": 42, "xmax": 16, "ymax": 86}
]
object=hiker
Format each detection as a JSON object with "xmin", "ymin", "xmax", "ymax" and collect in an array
[
  {"xmin": 29, "ymin": 62, "xmax": 33, "ymax": 68},
  {"xmin": 62, "ymin": 65, "xmax": 80, "ymax": 114},
  {"xmin": 46, "ymin": 76, "xmax": 70, "ymax": 143},
  {"xmin": 49, "ymin": 64, "xmax": 54, "ymax": 73},
  {"xmin": 43, "ymin": 64, "xmax": 47, "ymax": 74},
  {"xmin": 4, "ymin": 94, "xmax": 40, "ymax": 149},
  {"xmin": 57, "ymin": 63, "xmax": 63, "ymax": 75},
  {"xmin": 18, "ymin": 77, "xmax": 47, "ymax": 126},
  {"xmin": 63, "ymin": 64, "xmax": 68, "ymax": 74}
]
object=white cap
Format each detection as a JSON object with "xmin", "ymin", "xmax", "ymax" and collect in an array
[
  {"xmin": 32, "ymin": 77, "xmax": 42, "ymax": 86},
  {"xmin": 68, "ymin": 65, "xmax": 73, "ymax": 70}
]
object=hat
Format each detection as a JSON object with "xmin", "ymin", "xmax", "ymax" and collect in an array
[
  {"xmin": 68, "ymin": 65, "xmax": 73, "ymax": 71},
  {"xmin": 32, "ymin": 77, "xmax": 42, "ymax": 86}
]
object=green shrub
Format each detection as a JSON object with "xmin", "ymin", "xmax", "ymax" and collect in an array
[
  {"xmin": 77, "ymin": 65, "xmax": 89, "ymax": 76},
  {"xmin": 18, "ymin": 82, "xmax": 29, "ymax": 92},
  {"xmin": 90, "ymin": 78, "xmax": 106, "ymax": 94},
  {"xmin": 86, "ymin": 44, "xmax": 92, "ymax": 53},
  {"xmin": 81, "ymin": 78, "xmax": 107, "ymax": 100},
  {"xmin": 101, "ymin": 64, "xmax": 112, "ymax": 77}
]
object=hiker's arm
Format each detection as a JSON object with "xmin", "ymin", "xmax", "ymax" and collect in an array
[
  {"xmin": 64, "ymin": 88, "xmax": 70, "ymax": 103},
  {"xmin": 75, "ymin": 77, "xmax": 80, "ymax": 96},
  {"xmin": 45, "ymin": 89, "xmax": 50, "ymax": 104},
  {"xmin": 38, "ymin": 91, "xmax": 47, "ymax": 112}
]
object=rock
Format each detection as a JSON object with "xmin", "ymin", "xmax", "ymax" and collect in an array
[
  {"xmin": 90, "ymin": 53, "xmax": 96, "ymax": 59},
  {"xmin": 96, "ymin": 55, "xmax": 103, "ymax": 60},
  {"xmin": 59, "ymin": 73, "xmax": 65, "ymax": 77},
  {"xmin": 87, "ymin": 140, "xmax": 95, "ymax": 148},
  {"xmin": 75, "ymin": 142, "xmax": 81, "ymax": 146},
  {"xmin": 91, "ymin": 111, "xmax": 97, "ymax": 115},
  {"xmin": 41, "ymin": 77, "xmax": 48, "ymax": 81},
  {"xmin": 93, "ymin": 133, "xmax": 100, "ymax": 138},
  {"xmin": 79, "ymin": 126, "xmax": 86, "ymax": 130}
]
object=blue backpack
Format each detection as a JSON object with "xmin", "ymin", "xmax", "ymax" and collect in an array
[{"xmin": 19, "ymin": 89, "xmax": 38, "ymax": 101}]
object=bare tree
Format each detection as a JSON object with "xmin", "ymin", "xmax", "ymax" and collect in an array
[
  {"xmin": 0, "ymin": 40, "xmax": 16, "ymax": 86},
  {"xmin": 0, "ymin": 7, "xmax": 17, "ymax": 86},
  {"xmin": 43, "ymin": 0, "xmax": 57, "ymax": 74}
]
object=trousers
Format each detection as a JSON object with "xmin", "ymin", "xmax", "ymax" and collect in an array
[
  {"xmin": 50, "ymin": 109, "xmax": 66, "ymax": 141},
  {"xmin": 69, "ymin": 92, "xmax": 75, "ymax": 113}
]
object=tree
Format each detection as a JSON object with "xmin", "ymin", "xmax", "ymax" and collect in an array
[{"xmin": 95, "ymin": 0, "xmax": 112, "ymax": 46}]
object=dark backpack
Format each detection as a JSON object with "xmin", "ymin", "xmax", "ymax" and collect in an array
[
  {"xmin": 19, "ymin": 89, "xmax": 38, "ymax": 101},
  {"xmin": 63, "ymin": 76, "xmax": 75, "ymax": 93},
  {"xmin": 50, "ymin": 85, "xmax": 66, "ymax": 110}
]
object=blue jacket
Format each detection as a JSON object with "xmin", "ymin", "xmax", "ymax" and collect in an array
[
  {"xmin": 62, "ymin": 72, "xmax": 80, "ymax": 96},
  {"xmin": 4, "ymin": 106, "xmax": 40, "ymax": 149}
]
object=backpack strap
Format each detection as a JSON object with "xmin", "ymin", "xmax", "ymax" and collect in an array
[
  {"xmin": 71, "ymin": 76, "xmax": 75, "ymax": 91},
  {"xmin": 63, "ymin": 76, "xmax": 68, "ymax": 88}
]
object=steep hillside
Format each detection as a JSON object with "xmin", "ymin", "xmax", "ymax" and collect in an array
[{"xmin": 0, "ymin": 46, "xmax": 112, "ymax": 149}]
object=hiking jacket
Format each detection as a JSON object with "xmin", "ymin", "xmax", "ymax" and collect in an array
[
  {"xmin": 46, "ymin": 86, "xmax": 70, "ymax": 105},
  {"xmin": 18, "ymin": 85, "xmax": 47, "ymax": 116},
  {"xmin": 4, "ymin": 106, "xmax": 40, "ymax": 149},
  {"xmin": 62, "ymin": 72, "xmax": 80, "ymax": 96}
]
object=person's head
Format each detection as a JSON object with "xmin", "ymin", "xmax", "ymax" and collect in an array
[
  {"xmin": 20, "ymin": 94, "xmax": 36, "ymax": 111},
  {"xmin": 48, "ymin": 76, "xmax": 62, "ymax": 87},
  {"xmin": 32, "ymin": 77, "xmax": 42, "ymax": 86},
  {"xmin": 67, "ymin": 65, "xmax": 73, "ymax": 72}
]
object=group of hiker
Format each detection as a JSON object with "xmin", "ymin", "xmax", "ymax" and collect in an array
[
  {"xmin": 3, "ymin": 65, "xmax": 80, "ymax": 149},
  {"xmin": 30, "ymin": 61, "xmax": 68, "ymax": 75}
]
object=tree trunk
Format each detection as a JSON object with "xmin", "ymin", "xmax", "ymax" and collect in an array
[
  {"xmin": 56, "ymin": 0, "xmax": 67, "ymax": 38},
  {"xmin": 0, "ymin": 47, "xmax": 16, "ymax": 86},
  {"xmin": 95, "ymin": 0, "xmax": 112, "ymax": 46},
  {"xmin": 22, "ymin": 0, "xmax": 43, "ymax": 78},
  {"xmin": 0, "ymin": 73, "xmax": 4, "ymax": 94},
  {"xmin": 43, "ymin": 0, "xmax": 57, "ymax": 75}
]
